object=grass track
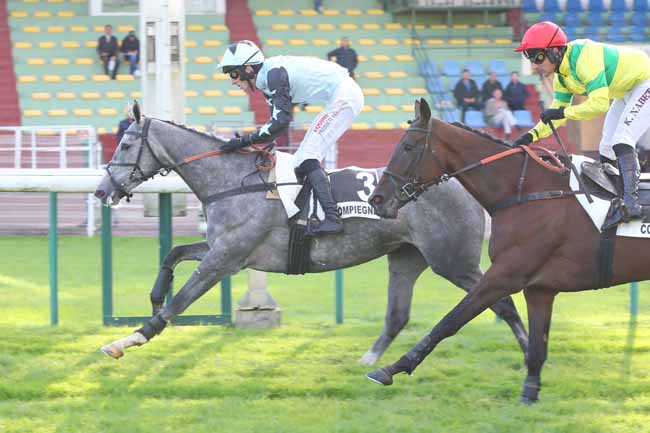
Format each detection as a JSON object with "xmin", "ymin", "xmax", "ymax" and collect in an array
[{"xmin": 0, "ymin": 235, "xmax": 649, "ymax": 433}]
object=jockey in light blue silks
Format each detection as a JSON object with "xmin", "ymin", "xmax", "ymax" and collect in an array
[{"xmin": 217, "ymin": 40, "xmax": 364, "ymax": 235}]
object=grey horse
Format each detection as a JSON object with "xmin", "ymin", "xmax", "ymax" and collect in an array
[{"xmin": 95, "ymin": 109, "xmax": 529, "ymax": 362}]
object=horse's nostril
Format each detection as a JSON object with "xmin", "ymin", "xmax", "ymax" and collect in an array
[
  {"xmin": 94, "ymin": 190, "xmax": 105, "ymax": 199},
  {"xmin": 371, "ymin": 195, "xmax": 383, "ymax": 206}
]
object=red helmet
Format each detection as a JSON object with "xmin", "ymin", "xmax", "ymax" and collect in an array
[{"xmin": 515, "ymin": 21, "xmax": 567, "ymax": 52}]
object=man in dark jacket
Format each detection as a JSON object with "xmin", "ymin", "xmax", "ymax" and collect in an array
[
  {"xmin": 120, "ymin": 30, "xmax": 140, "ymax": 76},
  {"xmin": 453, "ymin": 69, "xmax": 481, "ymax": 122},
  {"xmin": 97, "ymin": 24, "xmax": 120, "ymax": 79},
  {"xmin": 481, "ymin": 71, "xmax": 504, "ymax": 104},
  {"xmin": 327, "ymin": 37, "xmax": 358, "ymax": 79},
  {"xmin": 504, "ymin": 71, "xmax": 529, "ymax": 110}
]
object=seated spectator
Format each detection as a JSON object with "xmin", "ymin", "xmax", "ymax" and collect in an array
[
  {"xmin": 97, "ymin": 24, "xmax": 120, "ymax": 80},
  {"xmin": 327, "ymin": 37, "xmax": 358, "ymax": 79},
  {"xmin": 116, "ymin": 108, "xmax": 134, "ymax": 146},
  {"xmin": 120, "ymin": 30, "xmax": 140, "ymax": 76},
  {"xmin": 481, "ymin": 71, "xmax": 503, "ymax": 104},
  {"xmin": 484, "ymin": 88, "xmax": 518, "ymax": 140},
  {"xmin": 504, "ymin": 71, "xmax": 529, "ymax": 111},
  {"xmin": 453, "ymin": 69, "xmax": 481, "ymax": 122}
]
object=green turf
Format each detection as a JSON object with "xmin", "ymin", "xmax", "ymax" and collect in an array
[{"xmin": 0, "ymin": 235, "xmax": 649, "ymax": 432}]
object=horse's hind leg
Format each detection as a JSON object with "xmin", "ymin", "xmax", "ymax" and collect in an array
[
  {"xmin": 520, "ymin": 288, "xmax": 555, "ymax": 404},
  {"xmin": 359, "ymin": 244, "xmax": 427, "ymax": 366},
  {"xmin": 150, "ymin": 241, "xmax": 210, "ymax": 315}
]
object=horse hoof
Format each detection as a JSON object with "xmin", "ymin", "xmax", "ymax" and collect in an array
[
  {"xmin": 366, "ymin": 367, "xmax": 393, "ymax": 386},
  {"xmin": 520, "ymin": 395, "xmax": 538, "ymax": 405},
  {"xmin": 358, "ymin": 351, "xmax": 380, "ymax": 366},
  {"xmin": 100, "ymin": 343, "xmax": 124, "ymax": 359}
]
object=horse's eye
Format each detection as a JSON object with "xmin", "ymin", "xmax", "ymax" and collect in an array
[
  {"xmin": 122, "ymin": 142, "xmax": 131, "ymax": 150},
  {"xmin": 404, "ymin": 143, "xmax": 415, "ymax": 151}
]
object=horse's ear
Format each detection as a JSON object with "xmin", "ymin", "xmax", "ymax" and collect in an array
[
  {"xmin": 419, "ymin": 98, "xmax": 431, "ymax": 123},
  {"xmin": 131, "ymin": 100, "xmax": 142, "ymax": 124}
]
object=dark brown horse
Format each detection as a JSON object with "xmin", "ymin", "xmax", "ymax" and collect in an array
[{"xmin": 366, "ymin": 98, "xmax": 649, "ymax": 403}]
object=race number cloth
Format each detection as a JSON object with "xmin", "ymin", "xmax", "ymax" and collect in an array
[
  {"xmin": 570, "ymin": 154, "xmax": 650, "ymax": 238},
  {"xmin": 273, "ymin": 150, "xmax": 380, "ymax": 220}
]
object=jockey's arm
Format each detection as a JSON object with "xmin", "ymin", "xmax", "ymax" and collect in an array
[
  {"xmin": 527, "ymin": 76, "xmax": 572, "ymax": 142},
  {"xmin": 250, "ymin": 67, "xmax": 293, "ymax": 144}
]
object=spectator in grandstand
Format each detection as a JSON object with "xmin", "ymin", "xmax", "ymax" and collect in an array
[
  {"xmin": 480, "ymin": 71, "xmax": 504, "ymax": 104},
  {"xmin": 97, "ymin": 24, "xmax": 120, "ymax": 80},
  {"xmin": 314, "ymin": 0, "xmax": 324, "ymax": 13},
  {"xmin": 116, "ymin": 112, "xmax": 134, "ymax": 146},
  {"xmin": 120, "ymin": 30, "xmax": 140, "ymax": 76},
  {"xmin": 504, "ymin": 71, "xmax": 529, "ymax": 110},
  {"xmin": 216, "ymin": 40, "xmax": 364, "ymax": 235},
  {"xmin": 484, "ymin": 88, "xmax": 518, "ymax": 140},
  {"xmin": 453, "ymin": 69, "xmax": 481, "ymax": 122},
  {"xmin": 327, "ymin": 37, "xmax": 358, "ymax": 79}
]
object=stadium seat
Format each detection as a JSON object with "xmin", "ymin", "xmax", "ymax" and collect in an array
[
  {"xmin": 630, "ymin": 13, "xmax": 648, "ymax": 26},
  {"xmin": 442, "ymin": 60, "xmax": 461, "ymax": 77},
  {"xmin": 628, "ymin": 25, "xmax": 647, "ymax": 41},
  {"xmin": 606, "ymin": 27, "xmax": 626, "ymax": 42},
  {"xmin": 464, "ymin": 61, "xmax": 484, "ymax": 77},
  {"xmin": 419, "ymin": 61, "xmax": 437, "ymax": 77},
  {"xmin": 539, "ymin": 11, "xmax": 557, "ymax": 22},
  {"xmin": 588, "ymin": 0, "xmax": 605, "ymax": 11},
  {"xmin": 564, "ymin": 27, "xmax": 579, "ymax": 40},
  {"xmin": 464, "ymin": 110, "xmax": 486, "ymax": 128},
  {"xmin": 609, "ymin": 0, "xmax": 627, "ymax": 12},
  {"xmin": 608, "ymin": 12, "xmax": 627, "ymax": 26},
  {"xmin": 582, "ymin": 26, "xmax": 601, "ymax": 39},
  {"xmin": 427, "ymin": 77, "xmax": 445, "ymax": 94},
  {"xmin": 585, "ymin": 12, "xmax": 605, "ymax": 26},
  {"xmin": 566, "ymin": 0, "xmax": 583, "ymax": 12},
  {"xmin": 522, "ymin": 0, "xmax": 538, "ymax": 11},
  {"xmin": 542, "ymin": 0, "xmax": 559, "ymax": 12},
  {"xmin": 633, "ymin": 0, "xmax": 648, "ymax": 12},
  {"xmin": 514, "ymin": 110, "xmax": 534, "ymax": 127},
  {"xmin": 488, "ymin": 60, "xmax": 508, "ymax": 76},
  {"xmin": 563, "ymin": 13, "xmax": 582, "ymax": 28}
]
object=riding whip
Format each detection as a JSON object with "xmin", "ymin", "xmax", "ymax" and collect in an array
[{"xmin": 538, "ymin": 101, "xmax": 593, "ymax": 203}]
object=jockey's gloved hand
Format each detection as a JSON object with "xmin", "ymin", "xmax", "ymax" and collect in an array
[
  {"xmin": 221, "ymin": 134, "xmax": 251, "ymax": 153},
  {"xmin": 540, "ymin": 107, "xmax": 565, "ymax": 124},
  {"xmin": 512, "ymin": 132, "xmax": 533, "ymax": 148}
]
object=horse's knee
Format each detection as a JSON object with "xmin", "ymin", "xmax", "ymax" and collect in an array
[{"xmin": 385, "ymin": 315, "xmax": 409, "ymax": 337}]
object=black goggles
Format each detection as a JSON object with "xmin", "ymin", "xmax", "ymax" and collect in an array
[
  {"xmin": 225, "ymin": 68, "xmax": 240, "ymax": 80},
  {"xmin": 524, "ymin": 49, "xmax": 546, "ymax": 65}
]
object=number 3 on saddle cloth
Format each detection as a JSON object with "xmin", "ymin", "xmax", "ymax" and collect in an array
[
  {"xmin": 572, "ymin": 154, "xmax": 650, "ymax": 237},
  {"xmin": 270, "ymin": 151, "xmax": 381, "ymax": 274}
]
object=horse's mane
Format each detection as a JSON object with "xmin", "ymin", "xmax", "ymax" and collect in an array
[
  {"xmin": 449, "ymin": 121, "xmax": 512, "ymax": 149},
  {"xmin": 157, "ymin": 119, "xmax": 225, "ymax": 143}
]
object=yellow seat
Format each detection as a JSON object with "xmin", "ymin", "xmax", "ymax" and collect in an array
[
  {"xmin": 395, "ymin": 54, "xmax": 414, "ymax": 62},
  {"xmin": 27, "ymin": 58, "xmax": 45, "ymax": 65},
  {"xmin": 195, "ymin": 56, "xmax": 212, "ymax": 64},
  {"xmin": 43, "ymin": 75, "xmax": 62, "ymax": 82},
  {"xmin": 210, "ymin": 24, "xmax": 227, "ymax": 31},
  {"xmin": 471, "ymin": 38, "xmax": 490, "ymax": 45},
  {"xmin": 184, "ymin": 90, "xmax": 198, "ymax": 97},
  {"xmin": 23, "ymin": 26, "xmax": 40, "ymax": 33},
  {"xmin": 305, "ymin": 105, "xmax": 323, "ymax": 113},
  {"xmin": 203, "ymin": 40, "xmax": 221, "ymax": 47},
  {"xmin": 23, "ymin": 0, "xmax": 40, "ymax": 3},
  {"xmin": 384, "ymin": 23, "xmax": 402, "ymax": 30},
  {"xmin": 375, "ymin": 122, "xmax": 395, "ymax": 130},
  {"xmin": 431, "ymin": 24, "xmax": 447, "ymax": 30},
  {"xmin": 289, "ymin": 39, "xmax": 306, "ymax": 46},
  {"xmin": 130, "ymin": 91, "xmax": 141, "ymax": 98},
  {"xmin": 19, "ymin": 75, "xmax": 37, "ymax": 83},
  {"xmin": 184, "ymin": 107, "xmax": 192, "ymax": 114},
  {"xmin": 198, "ymin": 106, "xmax": 217, "ymax": 115},
  {"xmin": 223, "ymin": 106, "xmax": 242, "ymax": 114},
  {"xmin": 74, "ymin": 108, "xmax": 92, "ymax": 116},
  {"xmin": 106, "ymin": 92, "xmax": 125, "ymax": 99},
  {"xmin": 404, "ymin": 38, "xmax": 420, "ymax": 45},
  {"xmin": 62, "ymin": 41, "xmax": 80, "ymax": 48},
  {"xmin": 99, "ymin": 108, "xmax": 118, "ymax": 116},
  {"xmin": 345, "ymin": 9, "xmax": 362, "ymax": 15},
  {"xmin": 93, "ymin": 25, "xmax": 105, "ymax": 32},
  {"xmin": 32, "ymin": 92, "xmax": 51, "ymax": 100},
  {"xmin": 255, "ymin": 9, "xmax": 272, "ymax": 16},
  {"xmin": 340, "ymin": 23, "xmax": 357, "ymax": 30},
  {"xmin": 400, "ymin": 122, "xmax": 410, "ymax": 129},
  {"xmin": 34, "ymin": 11, "xmax": 52, "ymax": 18},
  {"xmin": 11, "ymin": 11, "xmax": 28, "ymax": 18},
  {"xmin": 47, "ymin": 26, "xmax": 65, "ymax": 33},
  {"xmin": 118, "ymin": 25, "xmax": 135, "ymax": 33},
  {"xmin": 212, "ymin": 73, "xmax": 229, "ymax": 80},
  {"xmin": 364, "ymin": 72, "xmax": 384, "ymax": 79},
  {"xmin": 476, "ymin": 24, "xmax": 494, "ymax": 29},
  {"xmin": 116, "ymin": 75, "xmax": 134, "ymax": 81},
  {"xmin": 204, "ymin": 90, "xmax": 223, "ymax": 97},
  {"xmin": 361, "ymin": 105, "xmax": 373, "ymax": 112},
  {"xmin": 408, "ymin": 88, "xmax": 427, "ymax": 95},
  {"xmin": 388, "ymin": 71, "xmax": 407, "ymax": 79},
  {"xmin": 363, "ymin": 23, "xmax": 379, "ymax": 30},
  {"xmin": 295, "ymin": 24, "xmax": 312, "ymax": 30},
  {"xmin": 266, "ymin": 39, "xmax": 283, "ymax": 46},
  {"xmin": 427, "ymin": 39, "xmax": 444, "ymax": 46},
  {"xmin": 92, "ymin": 75, "xmax": 110, "ymax": 82},
  {"xmin": 81, "ymin": 92, "xmax": 101, "ymax": 99},
  {"xmin": 272, "ymin": 24, "xmax": 289, "ymax": 31},
  {"xmin": 372, "ymin": 55, "xmax": 390, "ymax": 62},
  {"xmin": 215, "ymin": 126, "xmax": 233, "ymax": 134},
  {"xmin": 494, "ymin": 38, "xmax": 513, "ymax": 45},
  {"xmin": 449, "ymin": 39, "xmax": 468, "ymax": 45},
  {"xmin": 71, "ymin": 25, "xmax": 88, "ymax": 32},
  {"xmin": 351, "ymin": 123, "xmax": 370, "ymax": 130},
  {"xmin": 452, "ymin": 24, "xmax": 470, "ymax": 29},
  {"xmin": 35, "ymin": 130, "xmax": 57, "ymax": 136},
  {"xmin": 48, "ymin": 0, "xmax": 65, "ymax": 3},
  {"xmin": 76, "ymin": 58, "xmax": 93, "ymax": 65},
  {"xmin": 300, "ymin": 9, "xmax": 317, "ymax": 15},
  {"xmin": 67, "ymin": 75, "xmax": 85, "ymax": 82},
  {"xmin": 278, "ymin": 9, "xmax": 295, "ymax": 15},
  {"xmin": 400, "ymin": 105, "xmax": 412, "ymax": 112},
  {"xmin": 317, "ymin": 24, "xmax": 335, "ymax": 31},
  {"xmin": 48, "ymin": 109, "xmax": 68, "ymax": 117},
  {"xmin": 23, "ymin": 109, "xmax": 42, "ymax": 117},
  {"xmin": 227, "ymin": 89, "xmax": 246, "ymax": 97},
  {"xmin": 386, "ymin": 88, "xmax": 404, "ymax": 95},
  {"xmin": 57, "ymin": 11, "xmax": 74, "ymax": 17},
  {"xmin": 312, "ymin": 39, "xmax": 329, "ymax": 46},
  {"xmin": 14, "ymin": 42, "xmax": 33, "ymax": 49},
  {"xmin": 189, "ymin": 73, "xmax": 207, "ymax": 81},
  {"xmin": 193, "ymin": 125, "xmax": 207, "ymax": 132},
  {"xmin": 52, "ymin": 58, "xmax": 70, "ymax": 65},
  {"xmin": 85, "ymin": 41, "xmax": 98, "ymax": 48},
  {"xmin": 187, "ymin": 24, "xmax": 204, "ymax": 32},
  {"xmin": 323, "ymin": 9, "xmax": 339, "ymax": 15},
  {"xmin": 358, "ymin": 39, "xmax": 375, "ymax": 46},
  {"xmin": 381, "ymin": 38, "xmax": 399, "ymax": 46},
  {"xmin": 367, "ymin": 9, "xmax": 384, "ymax": 15},
  {"xmin": 362, "ymin": 88, "xmax": 380, "ymax": 96},
  {"xmin": 185, "ymin": 40, "xmax": 197, "ymax": 48},
  {"xmin": 378, "ymin": 105, "xmax": 397, "ymax": 112},
  {"xmin": 57, "ymin": 92, "xmax": 75, "ymax": 99},
  {"xmin": 358, "ymin": 55, "xmax": 368, "ymax": 62}
]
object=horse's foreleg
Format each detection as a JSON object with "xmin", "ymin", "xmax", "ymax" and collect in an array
[
  {"xmin": 150, "ymin": 241, "xmax": 210, "ymax": 315},
  {"xmin": 367, "ymin": 263, "xmax": 520, "ymax": 386},
  {"xmin": 360, "ymin": 245, "xmax": 427, "ymax": 366},
  {"xmin": 520, "ymin": 287, "xmax": 555, "ymax": 404}
]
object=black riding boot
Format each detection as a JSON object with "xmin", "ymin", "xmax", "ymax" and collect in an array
[
  {"xmin": 614, "ymin": 143, "xmax": 643, "ymax": 222},
  {"xmin": 306, "ymin": 166, "xmax": 343, "ymax": 235}
]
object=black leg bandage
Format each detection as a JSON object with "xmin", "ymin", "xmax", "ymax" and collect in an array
[{"xmin": 136, "ymin": 313, "xmax": 168, "ymax": 341}]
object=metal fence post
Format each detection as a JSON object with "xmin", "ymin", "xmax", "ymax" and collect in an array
[
  {"xmin": 159, "ymin": 193, "xmax": 173, "ymax": 305},
  {"xmin": 221, "ymin": 277, "xmax": 232, "ymax": 324},
  {"xmin": 101, "ymin": 205, "xmax": 113, "ymax": 325},
  {"xmin": 49, "ymin": 192, "xmax": 58, "ymax": 326},
  {"xmin": 335, "ymin": 269, "xmax": 343, "ymax": 324},
  {"xmin": 631, "ymin": 282, "xmax": 639, "ymax": 319}
]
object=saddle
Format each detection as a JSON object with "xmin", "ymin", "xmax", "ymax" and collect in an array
[{"xmin": 286, "ymin": 182, "xmax": 316, "ymax": 275}]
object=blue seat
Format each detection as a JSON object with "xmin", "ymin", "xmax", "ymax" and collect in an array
[
  {"xmin": 609, "ymin": 0, "xmax": 627, "ymax": 11},
  {"xmin": 543, "ymin": 0, "xmax": 560, "ymax": 12},
  {"xmin": 584, "ymin": 11, "xmax": 605, "ymax": 26},
  {"xmin": 443, "ymin": 109, "xmax": 461, "ymax": 123},
  {"xmin": 488, "ymin": 60, "xmax": 508, "ymax": 76},
  {"xmin": 628, "ymin": 25, "xmax": 647, "ymax": 41},
  {"xmin": 522, "ymin": 0, "xmax": 538, "ymax": 12},
  {"xmin": 464, "ymin": 61, "xmax": 484, "ymax": 77},
  {"xmin": 633, "ymin": 0, "xmax": 648, "ymax": 12},
  {"xmin": 564, "ymin": 27, "xmax": 579, "ymax": 40},
  {"xmin": 566, "ymin": 0, "xmax": 583, "ymax": 12},
  {"xmin": 606, "ymin": 27, "xmax": 626, "ymax": 42},
  {"xmin": 588, "ymin": 0, "xmax": 605, "ymax": 11},
  {"xmin": 464, "ymin": 110, "xmax": 487, "ymax": 128},
  {"xmin": 539, "ymin": 11, "xmax": 557, "ymax": 22},
  {"xmin": 498, "ymin": 75, "xmax": 511, "ymax": 89},
  {"xmin": 608, "ymin": 12, "xmax": 627, "ymax": 26},
  {"xmin": 563, "ymin": 13, "xmax": 582, "ymax": 27},
  {"xmin": 514, "ymin": 110, "xmax": 535, "ymax": 128},
  {"xmin": 419, "ymin": 61, "xmax": 437, "ymax": 77},
  {"xmin": 442, "ymin": 60, "xmax": 462, "ymax": 77},
  {"xmin": 474, "ymin": 75, "xmax": 488, "ymax": 89},
  {"xmin": 582, "ymin": 26, "xmax": 601, "ymax": 39},
  {"xmin": 427, "ymin": 77, "xmax": 445, "ymax": 94},
  {"xmin": 631, "ymin": 13, "xmax": 648, "ymax": 26}
]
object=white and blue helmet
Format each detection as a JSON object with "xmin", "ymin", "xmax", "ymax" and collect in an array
[{"xmin": 217, "ymin": 40, "xmax": 264, "ymax": 72}]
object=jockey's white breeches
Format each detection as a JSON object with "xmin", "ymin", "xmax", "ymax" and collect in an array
[
  {"xmin": 600, "ymin": 79, "xmax": 650, "ymax": 159},
  {"xmin": 293, "ymin": 76, "xmax": 364, "ymax": 167}
]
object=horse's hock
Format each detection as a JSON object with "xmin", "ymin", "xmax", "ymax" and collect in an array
[{"xmin": 235, "ymin": 270, "xmax": 282, "ymax": 329}]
